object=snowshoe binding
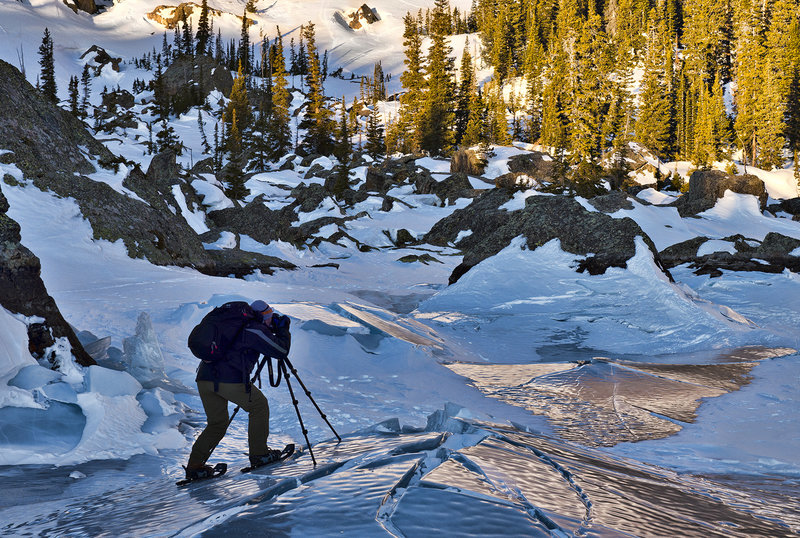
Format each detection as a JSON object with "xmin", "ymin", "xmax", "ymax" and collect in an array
[
  {"xmin": 176, "ymin": 462, "xmax": 227, "ymax": 486},
  {"xmin": 241, "ymin": 444, "xmax": 295, "ymax": 473}
]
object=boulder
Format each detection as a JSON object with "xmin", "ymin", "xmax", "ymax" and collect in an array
[
  {"xmin": 672, "ymin": 170, "xmax": 767, "ymax": 217},
  {"xmin": 348, "ymin": 4, "xmax": 380, "ymax": 29},
  {"xmin": 204, "ymin": 248, "xmax": 295, "ymax": 278},
  {"xmin": 94, "ymin": 87, "xmax": 137, "ymax": 131},
  {"xmin": 415, "ymin": 172, "xmax": 477, "ymax": 205},
  {"xmin": 767, "ymin": 197, "xmax": 800, "ymax": 221},
  {"xmin": 587, "ymin": 191, "xmax": 634, "ymax": 213},
  {"xmin": 65, "ymin": 0, "xmax": 99, "ymax": 14},
  {"xmin": 660, "ymin": 233, "xmax": 800, "ymax": 276},
  {"xmin": 507, "ymin": 151, "xmax": 556, "ymax": 180},
  {"xmin": 426, "ymin": 190, "xmax": 667, "ymax": 284},
  {"xmin": 450, "ymin": 148, "xmax": 486, "ymax": 176},
  {"xmin": 0, "ymin": 190, "xmax": 94, "ymax": 366}
]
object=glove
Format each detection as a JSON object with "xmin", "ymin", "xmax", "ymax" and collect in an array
[{"xmin": 273, "ymin": 314, "xmax": 290, "ymax": 330}]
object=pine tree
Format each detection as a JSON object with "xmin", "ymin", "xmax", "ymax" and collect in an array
[
  {"xmin": 226, "ymin": 62, "xmax": 252, "ymax": 133},
  {"xmin": 419, "ymin": 0, "xmax": 457, "ymax": 155},
  {"xmin": 38, "ymin": 28, "xmax": 57, "ymax": 103},
  {"xmin": 486, "ymin": 81, "xmax": 510, "ymax": 145},
  {"xmin": 198, "ymin": 108, "xmax": 211, "ymax": 154},
  {"xmin": 80, "ymin": 64, "xmax": 91, "ymax": 117},
  {"xmin": 268, "ymin": 26, "xmax": 292, "ymax": 160},
  {"xmin": 463, "ymin": 86, "xmax": 487, "ymax": 148},
  {"xmin": 239, "ymin": 9, "xmax": 251, "ymax": 74},
  {"xmin": 365, "ymin": 105, "xmax": 386, "ymax": 160},
  {"xmin": 224, "ymin": 110, "xmax": 249, "ymax": 201},
  {"xmin": 454, "ymin": 41, "xmax": 475, "ymax": 145},
  {"xmin": 787, "ymin": 67, "xmax": 800, "ymax": 171},
  {"xmin": 299, "ymin": 22, "xmax": 335, "ymax": 155},
  {"xmin": 570, "ymin": 14, "xmax": 610, "ymax": 164},
  {"xmin": 755, "ymin": 58, "xmax": 787, "ymax": 169},
  {"xmin": 373, "ymin": 62, "xmax": 386, "ymax": 101},
  {"xmin": 181, "ymin": 12, "xmax": 193, "ymax": 57},
  {"xmin": 68, "ymin": 76, "xmax": 79, "ymax": 116},
  {"xmin": 541, "ymin": 51, "xmax": 570, "ymax": 153},
  {"xmin": 397, "ymin": 13, "xmax": 425, "ymax": 153},
  {"xmin": 333, "ymin": 97, "xmax": 351, "ymax": 164},
  {"xmin": 156, "ymin": 118, "xmax": 182, "ymax": 154},
  {"xmin": 635, "ymin": 9, "xmax": 675, "ymax": 163},
  {"xmin": 733, "ymin": 0, "xmax": 766, "ymax": 167},
  {"xmin": 196, "ymin": 0, "xmax": 211, "ymax": 55}
]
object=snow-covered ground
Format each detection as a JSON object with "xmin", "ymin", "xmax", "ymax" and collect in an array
[
  {"xmin": 1, "ymin": 0, "xmax": 800, "ymax": 535},
  {"xmin": 2, "ymin": 153, "xmax": 800, "ymax": 533}
]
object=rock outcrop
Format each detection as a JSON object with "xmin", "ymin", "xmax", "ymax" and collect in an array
[
  {"xmin": 0, "ymin": 190, "xmax": 94, "ymax": 366},
  {"xmin": 659, "ymin": 232, "xmax": 800, "ymax": 276},
  {"xmin": 80, "ymin": 45, "xmax": 122, "ymax": 74},
  {"xmin": 0, "ymin": 59, "xmax": 214, "ymax": 273},
  {"xmin": 672, "ymin": 170, "xmax": 767, "ymax": 217},
  {"xmin": 426, "ymin": 190, "xmax": 667, "ymax": 284},
  {"xmin": 147, "ymin": 3, "xmax": 253, "ymax": 29}
]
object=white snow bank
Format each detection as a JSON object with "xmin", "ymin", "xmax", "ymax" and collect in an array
[
  {"xmin": 172, "ymin": 185, "xmax": 209, "ymax": 234},
  {"xmin": 0, "ymin": 307, "xmax": 37, "ymax": 379},
  {"xmin": 419, "ymin": 237, "xmax": 761, "ymax": 358},
  {"xmin": 191, "ymin": 177, "xmax": 234, "ymax": 211}
]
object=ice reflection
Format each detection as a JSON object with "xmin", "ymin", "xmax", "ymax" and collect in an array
[
  {"xmin": 2, "ymin": 414, "xmax": 797, "ymax": 537},
  {"xmin": 447, "ymin": 349, "xmax": 795, "ymax": 447}
]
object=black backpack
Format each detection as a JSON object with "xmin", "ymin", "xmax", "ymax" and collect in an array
[{"xmin": 188, "ymin": 301, "xmax": 257, "ymax": 362}]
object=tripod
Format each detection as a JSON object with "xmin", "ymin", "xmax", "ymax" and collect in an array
[{"xmin": 204, "ymin": 354, "xmax": 340, "ymax": 467}]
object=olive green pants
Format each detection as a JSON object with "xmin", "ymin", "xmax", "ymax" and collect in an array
[{"xmin": 187, "ymin": 380, "xmax": 269, "ymax": 468}]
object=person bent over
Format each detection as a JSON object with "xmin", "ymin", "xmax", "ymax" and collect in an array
[{"xmin": 185, "ymin": 300, "xmax": 291, "ymax": 479}]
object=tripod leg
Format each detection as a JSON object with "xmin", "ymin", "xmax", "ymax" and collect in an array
[
  {"xmin": 280, "ymin": 360, "xmax": 317, "ymax": 466},
  {"xmin": 282, "ymin": 357, "xmax": 342, "ymax": 442}
]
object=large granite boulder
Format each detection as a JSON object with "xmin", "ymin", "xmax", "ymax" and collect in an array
[
  {"xmin": 415, "ymin": 172, "xmax": 477, "ymax": 205},
  {"xmin": 426, "ymin": 190, "xmax": 667, "ymax": 284},
  {"xmin": 672, "ymin": 170, "xmax": 767, "ymax": 217},
  {"xmin": 0, "ymin": 190, "xmax": 93, "ymax": 366}
]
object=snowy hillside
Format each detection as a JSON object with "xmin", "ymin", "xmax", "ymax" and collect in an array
[{"xmin": 1, "ymin": 0, "xmax": 800, "ymax": 535}]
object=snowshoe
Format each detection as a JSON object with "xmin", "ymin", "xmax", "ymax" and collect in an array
[
  {"xmin": 241, "ymin": 444, "xmax": 295, "ymax": 473},
  {"xmin": 176, "ymin": 462, "xmax": 227, "ymax": 486}
]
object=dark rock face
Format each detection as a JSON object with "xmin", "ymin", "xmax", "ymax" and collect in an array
[
  {"xmin": 672, "ymin": 170, "xmax": 767, "ymax": 217},
  {"xmin": 348, "ymin": 4, "xmax": 380, "ymax": 29},
  {"xmin": 0, "ymin": 59, "xmax": 214, "ymax": 273},
  {"xmin": 493, "ymin": 152, "xmax": 558, "ymax": 192},
  {"xmin": 160, "ymin": 55, "xmax": 233, "ymax": 114},
  {"xmin": 94, "ymin": 87, "xmax": 137, "ymax": 131},
  {"xmin": 415, "ymin": 172, "xmax": 476, "ymax": 205},
  {"xmin": 0, "ymin": 190, "xmax": 93, "ymax": 366},
  {"xmin": 205, "ymin": 248, "xmax": 295, "ymax": 278},
  {"xmin": 0, "ymin": 59, "xmax": 114, "ymax": 180},
  {"xmin": 660, "ymin": 233, "xmax": 800, "ymax": 276},
  {"xmin": 767, "ymin": 197, "xmax": 800, "ymax": 221},
  {"xmin": 65, "ymin": 0, "xmax": 99, "ymax": 15},
  {"xmin": 80, "ymin": 45, "xmax": 121, "ymax": 74},
  {"xmin": 426, "ymin": 190, "xmax": 666, "ymax": 284}
]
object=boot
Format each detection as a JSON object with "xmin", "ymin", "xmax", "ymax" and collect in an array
[
  {"xmin": 249, "ymin": 448, "xmax": 283, "ymax": 468},
  {"xmin": 184, "ymin": 463, "xmax": 216, "ymax": 480}
]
